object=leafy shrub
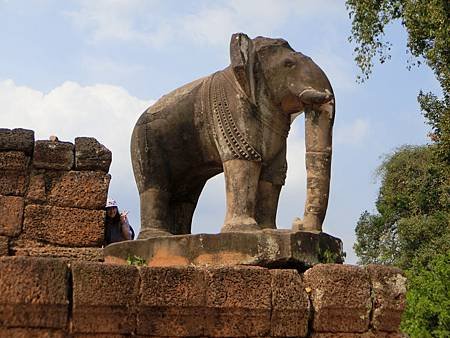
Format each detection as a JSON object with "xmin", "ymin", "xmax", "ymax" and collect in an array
[{"xmin": 401, "ymin": 252, "xmax": 450, "ymax": 337}]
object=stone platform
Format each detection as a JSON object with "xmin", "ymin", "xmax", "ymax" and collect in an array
[{"xmin": 104, "ymin": 229, "xmax": 344, "ymax": 269}]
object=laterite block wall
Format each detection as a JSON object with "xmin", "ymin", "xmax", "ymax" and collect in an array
[
  {"xmin": 0, "ymin": 128, "xmax": 111, "ymax": 261},
  {"xmin": 0, "ymin": 257, "xmax": 406, "ymax": 337}
]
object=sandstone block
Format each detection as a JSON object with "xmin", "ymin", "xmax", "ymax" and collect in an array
[
  {"xmin": 0, "ymin": 151, "xmax": 29, "ymax": 170},
  {"xmin": 0, "ymin": 128, "xmax": 34, "ymax": 155},
  {"xmin": 0, "ymin": 170, "xmax": 27, "ymax": 196},
  {"xmin": 270, "ymin": 269, "xmax": 309, "ymax": 337},
  {"xmin": 0, "ymin": 195, "xmax": 24, "ymax": 237},
  {"xmin": 138, "ymin": 267, "xmax": 206, "ymax": 337},
  {"xmin": 75, "ymin": 137, "xmax": 112, "ymax": 172},
  {"xmin": 366, "ymin": 265, "xmax": 407, "ymax": 332},
  {"xmin": 0, "ymin": 256, "xmax": 69, "ymax": 328},
  {"xmin": 71, "ymin": 262, "xmax": 139, "ymax": 334},
  {"xmin": 0, "ymin": 236, "xmax": 8, "ymax": 256},
  {"xmin": 303, "ymin": 264, "xmax": 371, "ymax": 333},
  {"xmin": 33, "ymin": 140, "xmax": 74, "ymax": 170},
  {"xmin": 22, "ymin": 205, "xmax": 105, "ymax": 246},
  {"xmin": 205, "ymin": 266, "xmax": 272, "ymax": 337}
]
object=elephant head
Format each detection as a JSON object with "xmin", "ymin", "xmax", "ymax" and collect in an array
[{"xmin": 230, "ymin": 33, "xmax": 335, "ymax": 232}]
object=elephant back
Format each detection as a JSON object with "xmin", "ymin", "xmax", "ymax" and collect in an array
[{"xmin": 136, "ymin": 76, "xmax": 207, "ymax": 126}]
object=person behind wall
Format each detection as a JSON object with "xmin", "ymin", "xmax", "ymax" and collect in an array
[{"xmin": 104, "ymin": 198, "xmax": 134, "ymax": 245}]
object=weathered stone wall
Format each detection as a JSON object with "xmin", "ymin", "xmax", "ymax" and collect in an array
[
  {"xmin": 0, "ymin": 257, "xmax": 406, "ymax": 337},
  {"xmin": 0, "ymin": 128, "xmax": 111, "ymax": 261}
]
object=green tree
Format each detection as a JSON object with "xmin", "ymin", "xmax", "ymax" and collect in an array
[
  {"xmin": 347, "ymin": 1, "xmax": 450, "ymax": 335},
  {"xmin": 346, "ymin": 0, "xmax": 449, "ymax": 89},
  {"xmin": 346, "ymin": 0, "xmax": 450, "ymax": 161},
  {"xmin": 354, "ymin": 146, "xmax": 449, "ymax": 269},
  {"xmin": 401, "ymin": 252, "xmax": 450, "ymax": 337}
]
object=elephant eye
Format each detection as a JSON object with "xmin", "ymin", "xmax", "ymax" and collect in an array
[{"xmin": 283, "ymin": 58, "xmax": 296, "ymax": 68}]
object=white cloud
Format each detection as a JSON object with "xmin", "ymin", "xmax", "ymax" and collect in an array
[
  {"xmin": 0, "ymin": 79, "xmax": 153, "ymax": 230},
  {"xmin": 0, "ymin": 80, "xmax": 151, "ymax": 159},
  {"xmin": 335, "ymin": 118, "xmax": 369, "ymax": 145}
]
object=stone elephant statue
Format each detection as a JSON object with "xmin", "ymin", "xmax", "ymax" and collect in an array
[{"xmin": 131, "ymin": 33, "xmax": 335, "ymax": 238}]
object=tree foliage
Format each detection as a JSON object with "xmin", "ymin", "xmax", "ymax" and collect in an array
[
  {"xmin": 346, "ymin": 0, "xmax": 449, "ymax": 90},
  {"xmin": 346, "ymin": 0, "xmax": 450, "ymax": 161},
  {"xmin": 353, "ymin": 146, "xmax": 450, "ymax": 269},
  {"xmin": 347, "ymin": 1, "xmax": 450, "ymax": 335},
  {"xmin": 401, "ymin": 252, "xmax": 450, "ymax": 337},
  {"xmin": 419, "ymin": 91, "xmax": 450, "ymax": 163}
]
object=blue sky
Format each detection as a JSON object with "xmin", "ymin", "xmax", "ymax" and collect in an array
[{"xmin": 1, "ymin": 0, "xmax": 440, "ymax": 263}]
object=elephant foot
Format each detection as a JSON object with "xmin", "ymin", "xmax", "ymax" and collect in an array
[
  {"xmin": 221, "ymin": 217, "xmax": 261, "ymax": 233},
  {"xmin": 138, "ymin": 228, "xmax": 173, "ymax": 239}
]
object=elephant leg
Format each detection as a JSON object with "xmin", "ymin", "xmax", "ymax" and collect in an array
[
  {"xmin": 170, "ymin": 180, "xmax": 206, "ymax": 235},
  {"xmin": 256, "ymin": 145, "xmax": 286, "ymax": 229},
  {"xmin": 138, "ymin": 188, "xmax": 173, "ymax": 239},
  {"xmin": 221, "ymin": 159, "xmax": 262, "ymax": 232},
  {"xmin": 132, "ymin": 122, "xmax": 174, "ymax": 239},
  {"xmin": 296, "ymin": 103, "xmax": 334, "ymax": 232},
  {"xmin": 256, "ymin": 181, "xmax": 282, "ymax": 229},
  {"xmin": 171, "ymin": 202, "xmax": 196, "ymax": 235}
]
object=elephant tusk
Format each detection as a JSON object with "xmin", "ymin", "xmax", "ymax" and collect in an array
[{"xmin": 298, "ymin": 88, "xmax": 334, "ymax": 105}]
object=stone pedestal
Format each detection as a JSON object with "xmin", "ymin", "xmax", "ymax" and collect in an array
[{"xmin": 104, "ymin": 229, "xmax": 344, "ymax": 270}]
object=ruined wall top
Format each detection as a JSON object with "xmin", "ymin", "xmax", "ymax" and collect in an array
[{"xmin": 0, "ymin": 128, "xmax": 112, "ymax": 261}]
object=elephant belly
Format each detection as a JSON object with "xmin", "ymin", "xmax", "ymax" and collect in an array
[{"xmin": 131, "ymin": 90, "xmax": 221, "ymax": 194}]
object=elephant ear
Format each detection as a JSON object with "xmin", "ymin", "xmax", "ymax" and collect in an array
[{"xmin": 230, "ymin": 33, "xmax": 256, "ymax": 104}]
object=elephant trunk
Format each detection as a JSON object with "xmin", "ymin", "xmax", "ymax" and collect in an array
[
  {"xmin": 299, "ymin": 95, "xmax": 335, "ymax": 232},
  {"xmin": 298, "ymin": 88, "xmax": 334, "ymax": 105}
]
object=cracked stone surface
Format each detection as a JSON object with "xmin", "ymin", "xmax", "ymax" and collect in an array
[{"xmin": 104, "ymin": 230, "xmax": 343, "ymax": 270}]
